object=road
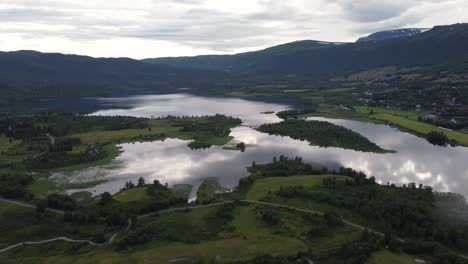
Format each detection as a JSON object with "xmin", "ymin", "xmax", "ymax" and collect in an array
[
  {"xmin": 45, "ymin": 133, "xmax": 55, "ymax": 145},
  {"xmin": 0, "ymin": 197, "xmax": 64, "ymax": 215}
]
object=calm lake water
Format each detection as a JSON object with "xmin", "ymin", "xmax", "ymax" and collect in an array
[{"xmin": 55, "ymin": 94, "xmax": 468, "ymax": 199}]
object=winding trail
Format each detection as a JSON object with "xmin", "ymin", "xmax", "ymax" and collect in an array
[
  {"xmin": 0, "ymin": 197, "xmax": 64, "ymax": 215},
  {"xmin": 0, "ymin": 219, "xmax": 132, "ymax": 253},
  {"xmin": 1, "ymin": 197, "xmax": 467, "ymax": 260}
]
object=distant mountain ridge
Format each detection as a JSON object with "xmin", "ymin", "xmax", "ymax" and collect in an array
[
  {"xmin": 1, "ymin": 23, "xmax": 468, "ymax": 109},
  {"xmin": 0, "ymin": 50, "xmax": 220, "ymax": 106},
  {"xmin": 144, "ymin": 23, "xmax": 468, "ymax": 81},
  {"xmin": 356, "ymin": 28, "xmax": 430, "ymax": 42}
]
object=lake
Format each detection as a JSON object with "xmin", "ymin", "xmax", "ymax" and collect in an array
[{"xmin": 52, "ymin": 94, "xmax": 468, "ymax": 199}]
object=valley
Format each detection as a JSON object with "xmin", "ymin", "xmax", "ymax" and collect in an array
[{"xmin": 0, "ymin": 19, "xmax": 468, "ymax": 264}]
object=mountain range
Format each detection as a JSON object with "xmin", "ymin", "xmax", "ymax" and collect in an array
[
  {"xmin": 1, "ymin": 23, "xmax": 467, "ymax": 108},
  {"xmin": 144, "ymin": 24, "xmax": 468, "ymax": 81},
  {"xmin": 356, "ymin": 28, "xmax": 429, "ymax": 42}
]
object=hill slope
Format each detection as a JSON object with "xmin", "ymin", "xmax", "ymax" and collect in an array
[
  {"xmin": 356, "ymin": 28, "xmax": 429, "ymax": 42},
  {"xmin": 144, "ymin": 23, "xmax": 468, "ymax": 81},
  {"xmin": 0, "ymin": 51, "xmax": 220, "ymax": 107}
]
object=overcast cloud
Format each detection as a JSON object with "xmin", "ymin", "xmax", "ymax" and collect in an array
[{"xmin": 0, "ymin": 0, "xmax": 466, "ymax": 58}]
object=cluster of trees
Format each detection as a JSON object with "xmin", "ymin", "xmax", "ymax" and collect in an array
[
  {"xmin": 177, "ymin": 114, "xmax": 241, "ymax": 136},
  {"xmin": 248, "ymin": 156, "xmax": 323, "ymax": 177},
  {"xmin": 188, "ymin": 141, "xmax": 212, "ymax": 150},
  {"xmin": 116, "ymin": 201, "xmax": 235, "ymax": 250},
  {"xmin": 0, "ymin": 112, "xmax": 156, "ymax": 171},
  {"xmin": 278, "ymin": 178, "xmax": 435, "ymax": 239},
  {"xmin": 277, "ymin": 174, "xmax": 468, "ymax": 254},
  {"xmin": 236, "ymin": 231, "xmax": 386, "ymax": 264},
  {"xmin": 50, "ymin": 137, "xmax": 81, "ymax": 152},
  {"xmin": 25, "ymin": 145, "xmax": 106, "ymax": 170},
  {"xmin": 257, "ymin": 120, "xmax": 388, "ymax": 153},
  {"xmin": 0, "ymin": 112, "xmax": 150, "ymax": 139},
  {"xmin": 403, "ymin": 240, "xmax": 468, "ymax": 264},
  {"xmin": 239, "ymin": 156, "xmax": 326, "ymax": 191},
  {"xmin": 0, "ymin": 173, "xmax": 33, "ymax": 199},
  {"xmin": 47, "ymin": 193, "xmax": 77, "ymax": 211},
  {"xmin": 120, "ymin": 178, "xmax": 186, "ymax": 215},
  {"xmin": 257, "ymin": 207, "xmax": 281, "ymax": 226},
  {"xmin": 276, "ymin": 109, "xmax": 318, "ymax": 120},
  {"xmin": 426, "ymin": 131, "xmax": 450, "ymax": 147}
]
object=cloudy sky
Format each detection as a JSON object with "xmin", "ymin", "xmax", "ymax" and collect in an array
[{"xmin": 0, "ymin": 0, "xmax": 466, "ymax": 59}]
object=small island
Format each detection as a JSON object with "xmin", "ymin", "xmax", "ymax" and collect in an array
[{"xmin": 257, "ymin": 119, "xmax": 391, "ymax": 153}]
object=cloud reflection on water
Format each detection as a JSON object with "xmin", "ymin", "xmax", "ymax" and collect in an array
[{"xmin": 68, "ymin": 94, "xmax": 468, "ymax": 199}]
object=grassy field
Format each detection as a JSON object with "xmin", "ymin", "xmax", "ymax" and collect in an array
[
  {"xmin": 196, "ymin": 178, "xmax": 226, "ymax": 203},
  {"xmin": 231, "ymin": 204, "xmax": 324, "ymax": 240},
  {"xmin": 367, "ymin": 250, "xmax": 415, "ymax": 264},
  {"xmin": 52, "ymin": 144, "xmax": 122, "ymax": 173},
  {"xmin": 246, "ymin": 175, "xmax": 336, "ymax": 200},
  {"xmin": 304, "ymin": 105, "xmax": 468, "ymax": 145},
  {"xmin": 0, "ymin": 237, "xmax": 307, "ymax": 264},
  {"xmin": 354, "ymin": 106, "xmax": 426, "ymax": 121},
  {"xmin": 307, "ymin": 225, "xmax": 361, "ymax": 256},
  {"xmin": 247, "ymin": 175, "xmax": 356, "ymax": 220},
  {"xmin": 114, "ymin": 184, "xmax": 193, "ymax": 203},
  {"xmin": 28, "ymin": 178, "xmax": 60, "ymax": 197},
  {"xmin": 114, "ymin": 187, "xmax": 149, "ymax": 203},
  {"xmin": 281, "ymin": 89, "xmax": 309, "ymax": 93},
  {"xmin": 0, "ymin": 134, "xmax": 21, "ymax": 153},
  {"xmin": 0, "ymin": 200, "xmax": 108, "ymax": 248},
  {"xmin": 371, "ymin": 113, "xmax": 468, "ymax": 145},
  {"xmin": 0, "ymin": 137, "xmax": 32, "ymax": 163}
]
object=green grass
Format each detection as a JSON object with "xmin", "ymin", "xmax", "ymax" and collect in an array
[
  {"xmin": 196, "ymin": 178, "xmax": 224, "ymax": 203},
  {"xmin": 114, "ymin": 187, "xmax": 149, "ymax": 203},
  {"xmin": 1, "ymin": 237, "xmax": 307, "ymax": 264},
  {"xmin": 73, "ymin": 118, "xmax": 236, "ymax": 147},
  {"xmin": 114, "ymin": 185, "xmax": 193, "ymax": 203},
  {"xmin": 28, "ymin": 178, "xmax": 60, "ymax": 197},
  {"xmin": 300, "ymin": 96, "xmax": 326, "ymax": 105},
  {"xmin": 51, "ymin": 144, "xmax": 122, "ymax": 173},
  {"xmin": 232, "ymin": 205, "xmax": 272, "ymax": 238},
  {"xmin": 354, "ymin": 106, "xmax": 426, "ymax": 121},
  {"xmin": 247, "ymin": 175, "xmax": 362, "ymax": 222},
  {"xmin": 231, "ymin": 204, "xmax": 322, "ymax": 240},
  {"xmin": 303, "ymin": 105, "xmax": 468, "ymax": 145},
  {"xmin": 246, "ymin": 175, "xmax": 336, "ymax": 200},
  {"xmin": 321, "ymin": 87, "xmax": 356, "ymax": 93},
  {"xmin": 0, "ymin": 134, "xmax": 21, "ymax": 153},
  {"xmin": 0, "ymin": 200, "xmax": 108, "ymax": 248},
  {"xmin": 139, "ymin": 206, "xmax": 226, "ymax": 242},
  {"xmin": 367, "ymin": 250, "xmax": 415, "ymax": 264},
  {"xmin": 308, "ymin": 225, "xmax": 361, "ymax": 256},
  {"xmin": 371, "ymin": 113, "xmax": 468, "ymax": 145},
  {"xmin": 281, "ymin": 89, "xmax": 309, "ymax": 93}
]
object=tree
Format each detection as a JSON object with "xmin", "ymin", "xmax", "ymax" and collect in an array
[
  {"xmin": 100, "ymin": 192, "xmax": 113, "ymax": 205},
  {"xmin": 137, "ymin": 177, "xmax": 145, "ymax": 187},
  {"xmin": 124, "ymin": 181, "xmax": 135, "ymax": 189},
  {"xmin": 426, "ymin": 131, "xmax": 449, "ymax": 146},
  {"xmin": 324, "ymin": 211, "xmax": 343, "ymax": 227},
  {"xmin": 35, "ymin": 200, "xmax": 46, "ymax": 221}
]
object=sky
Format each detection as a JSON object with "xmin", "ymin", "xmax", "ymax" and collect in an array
[{"xmin": 0, "ymin": 0, "xmax": 467, "ymax": 59}]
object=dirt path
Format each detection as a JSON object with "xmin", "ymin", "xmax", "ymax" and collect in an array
[
  {"xmin": 0, "ymin": 197, "xmax": 64, "ymax": 215},
  {"xmin": 0, "ymin": 219, "xmax": 132, "ymax": 253}
]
